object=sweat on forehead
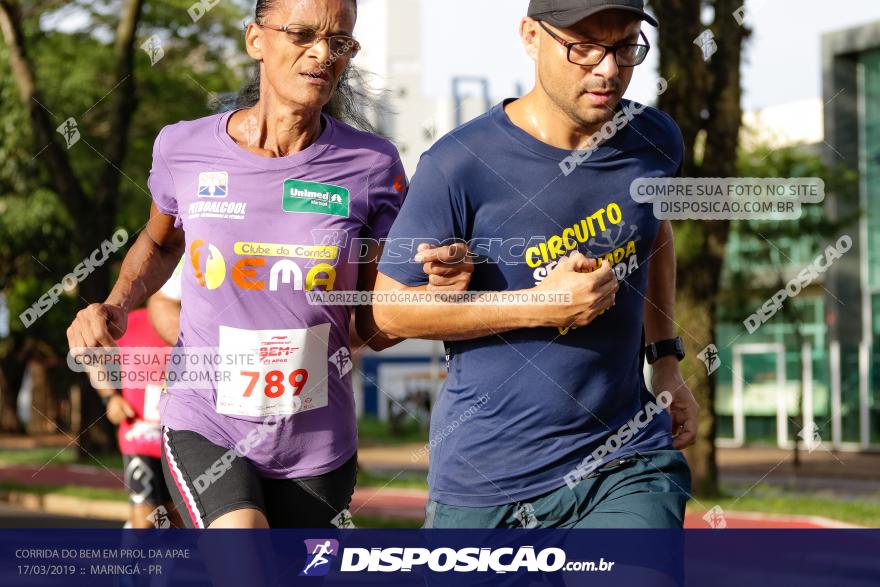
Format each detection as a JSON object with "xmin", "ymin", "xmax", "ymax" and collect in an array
[{"xmin": 562, "ymin": 13, "xmax": 642, "ymax": 42}]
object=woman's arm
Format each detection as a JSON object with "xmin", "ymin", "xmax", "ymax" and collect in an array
[
  {"xmin": 355, "ymin": 242, "xmax": 475, "ymax": 350},
  {"xmin": 67, "ymin": 204, "xmax": 184, "ymax": 350}
]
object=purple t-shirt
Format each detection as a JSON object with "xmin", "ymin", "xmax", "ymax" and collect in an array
[{"xmin": 149, "ymin": 110, "xmax": 406, "ymax": 479}]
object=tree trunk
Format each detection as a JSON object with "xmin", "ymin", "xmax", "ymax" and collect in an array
[
  {"xmin": 678, "ymin": 295, "xmax": 721, "ymax": 496},
  {"xmin": 75, "ymin": 261, "xmax": 116, "ymax": 456},
  {"xmin": 1, "ymin": 0, "xmax": 145, "ymax": 455},
  {"xmin": 649, "ymin": 0, "xmax": 747, "ymax": 496},
  {"xmin": 0, "ymin": 0, "xmax": 88, "ymax": 218},
  {"xmin": 0, "ymin": 345, "xmax": 25, "ymax": 433},
  {"xmin": 25, "ymin": 358, "xmax": 53, "ymax": 434}
]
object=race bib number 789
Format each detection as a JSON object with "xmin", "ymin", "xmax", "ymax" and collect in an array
[{"xmin": 215, "ymin": 324, "xmax": 330, "ymax": 418}]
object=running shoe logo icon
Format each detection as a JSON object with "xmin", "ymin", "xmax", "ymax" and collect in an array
[{"xmin": 299, "ymin": 539, "xmax": 339, "ymax": 577}]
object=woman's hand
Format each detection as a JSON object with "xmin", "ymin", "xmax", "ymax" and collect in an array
[
  {"xmin": 67, "ymin": 303, "xmax": 127, "ymax": 351},
  {"xmin": 415, "ymin": 243, "xmax": 475, "ymax": 291}
]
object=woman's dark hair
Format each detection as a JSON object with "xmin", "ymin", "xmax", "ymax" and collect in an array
[{"xmin": 234, "ymin": 0, "xmax": 380, "ymax": 133}]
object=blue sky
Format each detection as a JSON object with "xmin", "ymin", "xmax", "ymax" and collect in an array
[
  {"xmin": 53, "ymin": 0, "xmax": 880, "ymax": 111},
  {"xmin": 421, "ymin": 0, "xmax": 880, "ymax": 110}
]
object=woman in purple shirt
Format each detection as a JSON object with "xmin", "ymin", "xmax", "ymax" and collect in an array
[{"xmin": 66, "ymin": 0, "xmax": 470, "ymax": 529}]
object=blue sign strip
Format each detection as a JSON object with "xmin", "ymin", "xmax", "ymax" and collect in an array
[{"xmin": 1, "ymin": 529, "xmax": 877, "ymax": 586}]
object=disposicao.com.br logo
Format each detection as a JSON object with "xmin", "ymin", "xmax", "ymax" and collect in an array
[{"xmin": 299, "ymin": 539, "xmax": 614, "ymax": 575}]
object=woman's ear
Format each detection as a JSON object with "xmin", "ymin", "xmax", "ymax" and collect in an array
[{"xmin": 245, "ymin": 23, "xmax": 263, "ymax": 60}]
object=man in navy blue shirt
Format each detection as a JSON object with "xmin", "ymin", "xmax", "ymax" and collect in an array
[{"xmin": 374, "ymin": 0, "xmax": 699, "ymax": 528}]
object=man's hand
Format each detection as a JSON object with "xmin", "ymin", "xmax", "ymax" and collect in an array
[
  {"xmin": 533, "ymin": 252, "xmax": 619, "ymax": 329},
  {"xmin": 652, "ymin": 358, "xmax": 699, "ymax": 449},
  {"xmin": 105, "ymin": 394, "xmax": 136, "ymax": 425},
  {"xmin": 415, "ymin": 243, "xmax": 474, "ymax": 291}
]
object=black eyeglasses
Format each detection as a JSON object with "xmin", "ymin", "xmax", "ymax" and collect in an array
[
  {"xmin": 538, "ymin": 21, "xmax": 649, "ymax": 67},
  {"xmin": 258, "ymin": 23, "xmax": 361, "ymax": 58}
]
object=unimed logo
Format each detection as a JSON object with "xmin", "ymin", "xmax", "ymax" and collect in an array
[{"xmin": 297, "ymin": 542, "xmax": 613, "ymax": 576}]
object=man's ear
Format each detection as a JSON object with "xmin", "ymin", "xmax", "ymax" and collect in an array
[
  {"xmin": 245, "ymin": 23, "xmax": 263, "ymax": 60},
  {"xmin": 520, "ymin": 17, "xmax": 540, "ymax": 61}
]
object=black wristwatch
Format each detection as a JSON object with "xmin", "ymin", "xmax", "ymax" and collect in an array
[{"xmin": 645, "ymin": 337, "xmax": 685, "ymax": 364}]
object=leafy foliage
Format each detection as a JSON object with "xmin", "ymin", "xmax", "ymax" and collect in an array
[
  {"xmin": 717, "ymin": 143, "xmax": 860, "ymax": 321},
  {"xmin": 1, "ymin": 0, "xmax": 250, "ymax": 353},
  {"xmin": 0, "ymin": 1, "xmax": 252, "ymax": 438}
]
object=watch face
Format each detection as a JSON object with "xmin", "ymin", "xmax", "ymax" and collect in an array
[{"xmin": 674, "ymin": 338, "xmax": 685, "ymax": 358}]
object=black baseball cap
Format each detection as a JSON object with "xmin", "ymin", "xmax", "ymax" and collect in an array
[{"xmin": 528, "ymin": 0, "xmax": 659, "ymax": 28}]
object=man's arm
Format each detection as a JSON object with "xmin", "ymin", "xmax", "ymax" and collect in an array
[
  {"xmin": 643, "ymin": 220, "xmax": 699, "ymax": 449},
  {"xmin": 372, "ymin": 151, "xmax": 617, "ymax": 340},
  {"xmin": 373, "ymin": 273, "xmax": 539, "ymax": 341},
  {"xmin": 644, "ymin": 220, "xmax": 677, "ymax": 346},
  {"xmin": 374, "ymin": 253, "xmax": 618, "ymax": 341}
]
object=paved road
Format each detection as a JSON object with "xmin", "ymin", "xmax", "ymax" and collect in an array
[{"xmin": 0, "ymin": 503, "xmax": 121, "ymax": 528}]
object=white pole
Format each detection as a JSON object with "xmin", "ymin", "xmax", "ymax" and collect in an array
[
  {"xmin": 802, "ymin": 341, "xmax": 814, "ymax": 447},
  {"xmin": 777, "ymin": 346, "xmax": 788, "ymax": 449},
  {"xmin": 830, "ymin": 340, "xmax": 842, "ymax": 447}
]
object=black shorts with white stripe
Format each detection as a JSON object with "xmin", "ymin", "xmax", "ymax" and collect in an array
[{"xmin": 161, "ymin": 427, "xmax": 357, "ymax": 529}]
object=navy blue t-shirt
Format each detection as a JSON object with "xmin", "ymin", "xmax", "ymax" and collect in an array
[{"xmin": 378, "ymin": 99, "xmax": 684, "ymax": 506}]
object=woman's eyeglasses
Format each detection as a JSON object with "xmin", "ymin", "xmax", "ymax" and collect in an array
[{"xmin": 258, "ymin": 23, "xmax": 361, "ymax": 58}]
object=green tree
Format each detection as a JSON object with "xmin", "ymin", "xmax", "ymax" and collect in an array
[{"xmin": 0, "ymin": 0, "xmax": 247, "ymax": 450}]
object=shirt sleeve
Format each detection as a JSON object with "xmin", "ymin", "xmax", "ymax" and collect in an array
[
  {"xmin": 147, "ymin": 126, "xmax": 181, "ymax": 228},
  {"xmin": 377, "ymin": 153, "xmax": 465, "ymax": 287},
  {"xmin": 365, "ymin": 150, "xmax": 408, "ymax": 241},
  {"xmin": 158, "ymin": 258, "xmax": 184, "ymax": 301}
]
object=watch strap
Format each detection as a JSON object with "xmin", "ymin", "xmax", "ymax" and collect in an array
[{"xmin": 646, "ymin": 337, "xmax": 684, "ymax": 364}]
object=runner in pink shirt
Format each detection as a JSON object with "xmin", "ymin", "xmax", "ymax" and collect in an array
[{"xmin": 94, "ymin": 307, "xmax": 181, "ymax": 528}]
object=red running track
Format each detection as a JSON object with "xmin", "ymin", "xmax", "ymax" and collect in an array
[{"xmin": 0, "ymin": 465, "xmax": 858, "ymax": 528}]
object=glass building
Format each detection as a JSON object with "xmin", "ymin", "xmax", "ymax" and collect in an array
[{"xmin": 714, "ymin": 21, "xmax": 880, "ymax": 451}]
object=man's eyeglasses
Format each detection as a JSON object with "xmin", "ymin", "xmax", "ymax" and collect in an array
[
  {"xmin": 258, "ymin": 23, "xmax": 361, "ymax": 58},
  {"xmin": 538, "ymin": 21, "xmax": 649, "ymax": 67}
]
